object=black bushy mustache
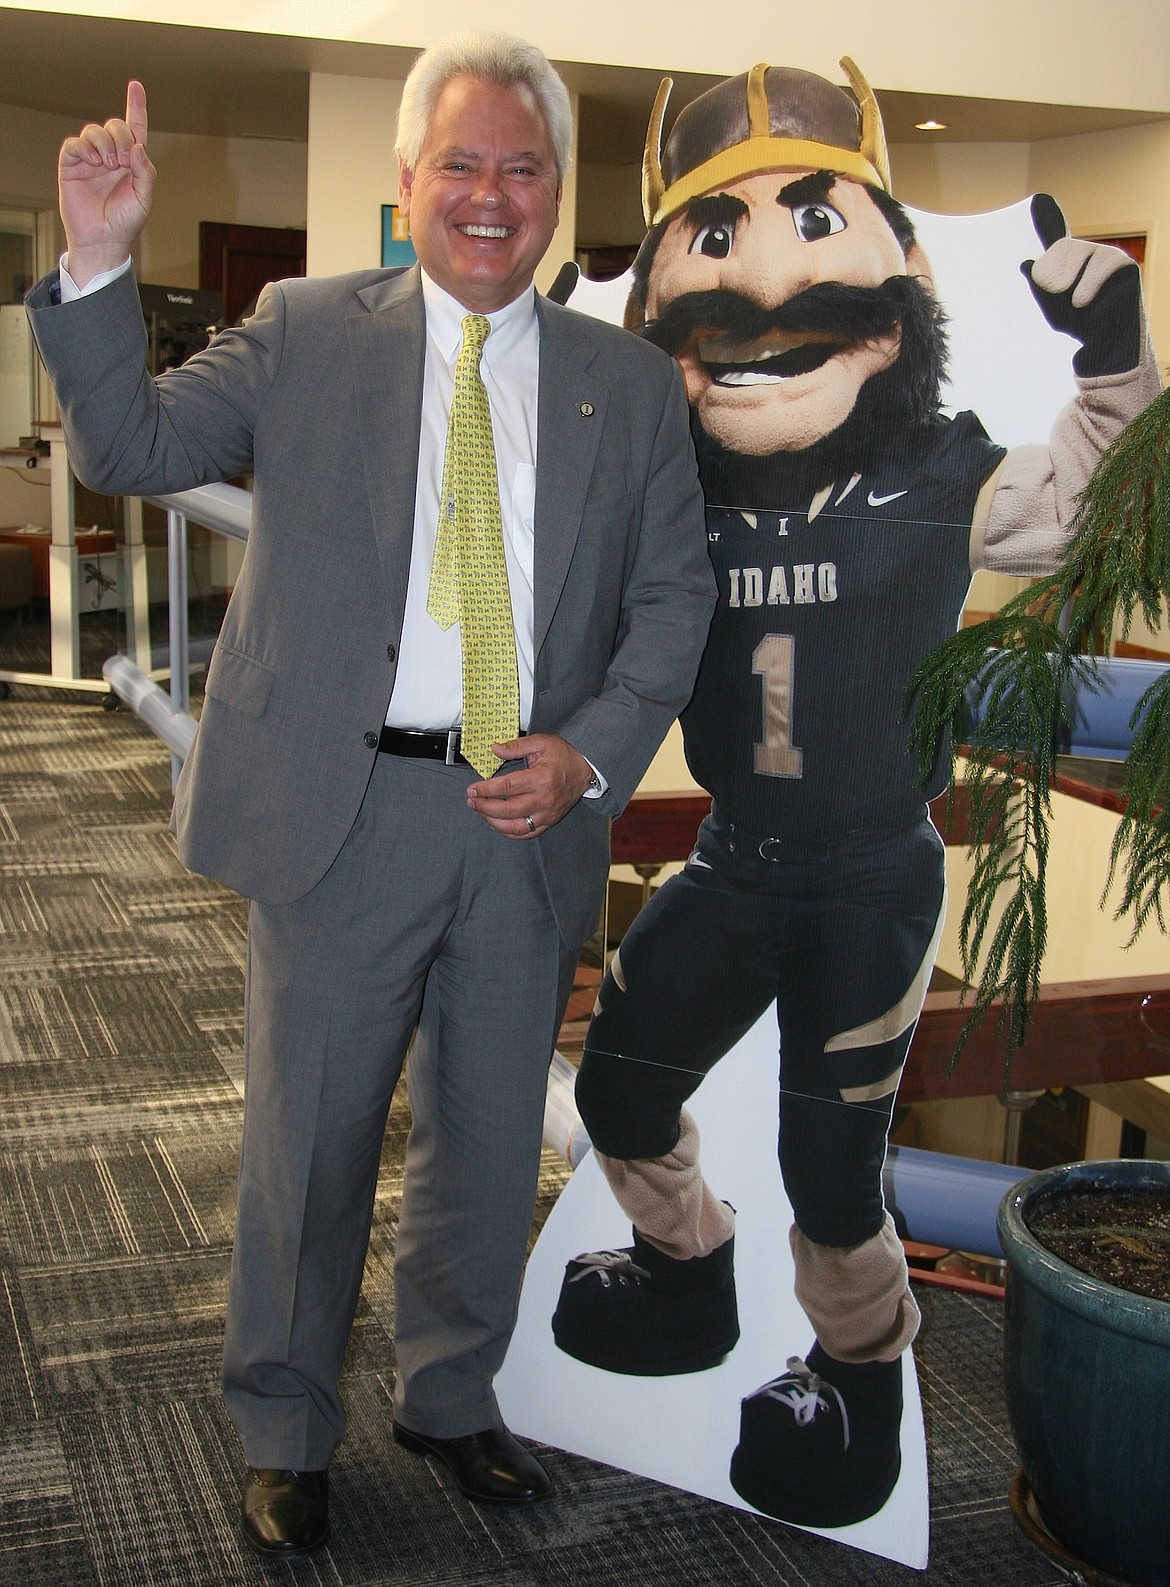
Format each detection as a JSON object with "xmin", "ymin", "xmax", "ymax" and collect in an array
[{"xmin": 642, "ymin": 277, "xmax": 922, "ymax": 360}]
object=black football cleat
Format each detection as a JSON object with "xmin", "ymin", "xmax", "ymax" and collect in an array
[
  {"xmin": 551, "ymin": 1227, "xmax": 739, "ymax": 1375},
  {"xmin": 729, "ymin": 1343, "xmax": 903, "ymax": 1528}
]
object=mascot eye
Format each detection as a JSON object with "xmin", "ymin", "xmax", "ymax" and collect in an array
[
  {"xmin": 688, "ymin": 222, "xmax": 736, "ymax": 259},
  {"xmin": 791, "ymin": 202, "xmax": 845, "ymax": 242}
]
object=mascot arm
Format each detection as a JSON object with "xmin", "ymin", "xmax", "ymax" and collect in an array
[
  {"xmin": 973, "ymin": 352, "xmax": 1162, "ymax": 575},
  {"xmin": 972, "ymin": 195, "xmax": 1162, "ymax": 576}
]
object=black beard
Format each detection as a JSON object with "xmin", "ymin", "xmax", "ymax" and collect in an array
[{"xmin": 669, "ymin": 276, "xmax": 949, "ymax": 508}]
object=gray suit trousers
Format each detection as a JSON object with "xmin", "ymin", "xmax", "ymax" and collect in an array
[{"xmin": 221, "ymin": 751, "xmax": 580, "ymax": 1466}]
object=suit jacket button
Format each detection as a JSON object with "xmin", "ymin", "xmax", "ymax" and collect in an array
[
  {"xmin": 363, "ymin": 731, "xmax": 378, "ymax": 749},
  {"xmin": 386, "ymin": 643, "xmax": 396, "ymax": 662}
]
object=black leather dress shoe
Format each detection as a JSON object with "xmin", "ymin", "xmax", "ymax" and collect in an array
[
  {"xmin": 241, "ymin": 1467, "xmax": 329, "ymax": 1556},
  {"xmin": 392, "ymin": 1421, "xmax": 553, "ymax": 1503}
]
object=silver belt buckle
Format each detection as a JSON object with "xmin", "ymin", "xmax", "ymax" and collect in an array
[{"xmin": 445, "ymin": 729, "xmax": 460, "ymax": 766}]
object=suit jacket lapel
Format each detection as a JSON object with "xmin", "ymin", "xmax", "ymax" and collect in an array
[
  {"xmin": 345, "ymin": 279, "xmax": 608, "ymax": 662},
  {"xmin": 533, "ymin": 297, "xmax": 608, "ymax": 657},
  {"xmin": 347, "ymin": 268, "xmax": 426, "ymax": 621}
]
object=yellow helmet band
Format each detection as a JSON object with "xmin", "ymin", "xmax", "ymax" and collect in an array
[{"xmin": 650, "ymin": 138, "xmax": 886, "ymax": 227}]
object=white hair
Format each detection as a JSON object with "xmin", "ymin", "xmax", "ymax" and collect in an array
[{"xmin": 395, "ymin": 31, "xmax": 573, "ymax": 180}]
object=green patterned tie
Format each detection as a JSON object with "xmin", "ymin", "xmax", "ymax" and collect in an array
[{"xmin": 427, "ymin": 314, "xmax": 520, "ymax": 778}]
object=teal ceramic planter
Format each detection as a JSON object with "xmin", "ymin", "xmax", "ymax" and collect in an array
[{"xmin": 998, "ymin": 1159, "xmax": 1170, "ymax": 1587}]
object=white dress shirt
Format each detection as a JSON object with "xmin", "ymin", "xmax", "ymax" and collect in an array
[{"xmin": 385, "ymin": 270, "xmax": 539, "ymax": 734}]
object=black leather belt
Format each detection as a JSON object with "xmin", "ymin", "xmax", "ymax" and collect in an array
[{"xmin": 378, "ymin": 725, "xmax": 466, "ymax": 765}]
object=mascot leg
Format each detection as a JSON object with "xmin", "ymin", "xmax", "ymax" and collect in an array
[
  {"xmin": 790, "ymin": 1216, "xmax": 919, "ymax": 1364},
  {"xmin": 553, "ymin": 1110, "xmax": 739, "ymax": 1374},
  {"xmin": 596, "ymin": 1111, "xmax": 734, "ymax": 1260},
  {"xmin": 551, "ymin": 836, "xmax": 774, "ymax": 1374},
  {"xmin": 728, "ymin": 818, "xmax": 943, "ymax": 1527},
  {"xmin": 730, "ymin": 1215, "xmax": 918, "ymax": 1527}
]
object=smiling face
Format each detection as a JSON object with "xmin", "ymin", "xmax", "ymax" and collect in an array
[
  {"xmin": 643, "ymin": 170, "xmax": 932, "ymax": 457},
  {"xmin": 398, "ymin": 74, "xmax": 562, "ymax": 314}
]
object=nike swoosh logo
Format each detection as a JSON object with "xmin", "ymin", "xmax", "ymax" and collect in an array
[{"xmin": 867, "ymin": 489, "xmax": 909, "ymax": 507}]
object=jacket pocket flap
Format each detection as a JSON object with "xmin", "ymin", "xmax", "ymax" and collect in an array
[{"xmin": 204, "ymin": 642, "xmax": 276, "ymax": 719}]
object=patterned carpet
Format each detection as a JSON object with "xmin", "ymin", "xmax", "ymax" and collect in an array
[{"xmin": 0, "ymin": 665, "xmax": 1066, "ymax": 1586}]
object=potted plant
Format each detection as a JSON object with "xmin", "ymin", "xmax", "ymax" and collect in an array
[
  {"xmin": 910, "ymin": 387, "xmax": 1170, "ymax": 1584},
  {"xmin": 998, "ymin": 1159, "xmax": 1170, "ymax": 1587}
]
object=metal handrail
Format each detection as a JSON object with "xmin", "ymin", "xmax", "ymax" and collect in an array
[
  {"xmin": 102, "ymin": 481, "xmax": 252, "ymax": 785},
  {"xmin": 148, "ymin": 482, "xmax": 252, "ymax": 543}
]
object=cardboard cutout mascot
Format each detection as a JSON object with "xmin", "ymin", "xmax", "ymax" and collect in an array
[{"xmin": 550, "ymin": 61, "xmax": 1161, "ymax": 1528}]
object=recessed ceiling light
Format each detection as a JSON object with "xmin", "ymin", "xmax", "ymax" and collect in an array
[{"xmin": 915, "ymin": 119, "xmax": 948, "ymax": 132}]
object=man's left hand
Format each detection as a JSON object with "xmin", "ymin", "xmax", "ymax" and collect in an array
[{"xmin": 466, "ymin": 734, "xmax": 596, "ymax": 838}]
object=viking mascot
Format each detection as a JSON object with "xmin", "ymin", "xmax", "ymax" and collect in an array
[{"xmin": 550, "ymin": 60, "xmax": 1160, "ymax": 1527}]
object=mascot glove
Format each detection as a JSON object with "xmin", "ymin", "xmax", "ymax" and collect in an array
[{"xmin": 1022, "ymin": 192, "xmax": 1143, "ymax": 378}]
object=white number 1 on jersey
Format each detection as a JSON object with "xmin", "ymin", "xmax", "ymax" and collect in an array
[{"xmin": 752, "ymin": 633, "xmax": 803, "ymax": 778}]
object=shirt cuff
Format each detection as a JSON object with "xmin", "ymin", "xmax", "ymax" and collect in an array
[
  {"xmin": 582, "ymin": 757, "xmax": 607, "ymax": 799},
  {"xmin": 58, "ymin": 253, "xmax": 132, "ymax": 303}
]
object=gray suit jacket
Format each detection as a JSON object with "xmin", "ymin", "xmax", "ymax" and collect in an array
[{"xmin": 27, "ymin": 265, "xmax": 712, "ymax": 943}]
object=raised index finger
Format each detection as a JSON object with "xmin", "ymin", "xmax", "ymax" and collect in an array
[
  {"xmin": 1029, "ymin": 193, "xmax": 1067, "ymax": 254},
  {"xmin": 125, "ymin": 80, "xmax": 148, "ymax": 146}
]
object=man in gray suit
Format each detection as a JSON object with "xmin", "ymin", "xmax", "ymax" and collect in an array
[{"xmin": 28, "ymin": 32, "xmax": 712, "ymax": 1557}]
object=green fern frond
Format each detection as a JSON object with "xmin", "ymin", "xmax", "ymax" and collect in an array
[
  {"xmin": 1063, "ymin": 387, "xmax": 1170, "ymax": 635},
  {"xmin": 909, "ymin": 622, "xmax": 1074, "ymax": 1064},
  {"xmin": 906, "ymin": 385, "xmax": 1170, "ymax": 1078},
  {"xmin": 1105, "ymin": 667, "xmax": 1170, "ymax": 937},
  {"xmin": 949, "ymin": 749, "xmax": 1054, "ymax": 1072}
]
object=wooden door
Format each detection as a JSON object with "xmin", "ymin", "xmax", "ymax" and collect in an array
[{"xmin": 199, "ymin": 221, "xmax": 307, "ymax": 326}]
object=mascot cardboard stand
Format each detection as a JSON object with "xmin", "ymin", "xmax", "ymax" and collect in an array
[{"xmin": 496, "ymin": 59, "xmax": 1160, "ymax": 1564}]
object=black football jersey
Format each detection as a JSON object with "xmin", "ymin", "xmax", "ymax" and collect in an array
[{"xmin": 681, "ymin": 411, "xmax": 1006, "ymax": 841}]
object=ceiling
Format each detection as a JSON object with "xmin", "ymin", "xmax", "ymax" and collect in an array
[{"xmin": 0, "ymin": 8, "xmax": 1164, "ymax": 161}]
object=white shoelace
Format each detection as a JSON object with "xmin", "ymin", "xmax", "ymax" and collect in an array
[
  {"xmin": 567, "ymin": 1250, "xmax": 653, "ymax": 1288},
  {"xmin": 756, "ymin": 1357, "xmax": 851, "ymax": 1451}
]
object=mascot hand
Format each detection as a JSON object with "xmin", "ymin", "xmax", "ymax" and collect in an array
[{"xmin": 1022, "ymin": 193, "xmax": 1142, "ymax": 377}]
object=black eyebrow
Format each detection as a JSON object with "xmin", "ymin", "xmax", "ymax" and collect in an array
[
  {"xmin": 683, "ymin": 193, "xmax": 750, "ymax": 231},
  {"xmin": 777, "ymin": 170, "xmax": 839, "ymax": 210}
]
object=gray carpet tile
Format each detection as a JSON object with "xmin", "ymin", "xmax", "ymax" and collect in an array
[
  {"xmin": 0, "ymin": 1258, "xmax": 48, "ymax": 1424},
  {"xmin": 0, "ymin": 1134, "xmax": 234, "ymax": 1263},
  {"xmin": 59, "ymin": 1398, "xmax": 267, "ymax": 1587},
  {"xmin": 20, "ymin": 1249, "xmax": 230, "ymax": 1404},
  {"xmin": 0, "ymin": 1422, "xmax": 96, "ymax": 1587},
  {"xmin": 0, "ymin": 682, "xmax": 1067, "ymax": 1586}
]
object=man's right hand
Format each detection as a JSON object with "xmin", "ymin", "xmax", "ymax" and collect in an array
[{"xmin": 59, "ymin": 80, "xmax": 155, "ymax": 288}]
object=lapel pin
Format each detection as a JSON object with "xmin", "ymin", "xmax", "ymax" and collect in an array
[{"xmin": 578, "ymin": 401, "xmax": 594, "ymax": 417}]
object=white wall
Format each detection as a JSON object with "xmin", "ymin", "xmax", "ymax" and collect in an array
[
  {"xmin": 0, "ymin": 101, "xmax": 75, "ymax": 216},
  {"xmin": 937, "ymin": 781, "xmax": 1170, "ymax": 988},
  {"xmin": 142, "ymin": 130, "xmax": 307, "ymax": 287},
  {"xmin": 306, "ymin": 73, "xmax": 402, "ymax": 280},
  {"xmin": 890, "ymin": 140, "xmax": 1033, "ymax": 215},
  {"xmin": 575, "ymin": 160, "xmax": 643, "ymax": 248},
  {"xmin": 1029, "ymin": 118, "xmax": 1170, "ymax": 377},
  {"xmin": 0, "ymin": 103, "xmax": 309, "ymax": 291}
]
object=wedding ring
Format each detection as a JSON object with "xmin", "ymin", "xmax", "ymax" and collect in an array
[{"xmin": 524, "ymin": 815, "xmax": 536, "ymax": 832}]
